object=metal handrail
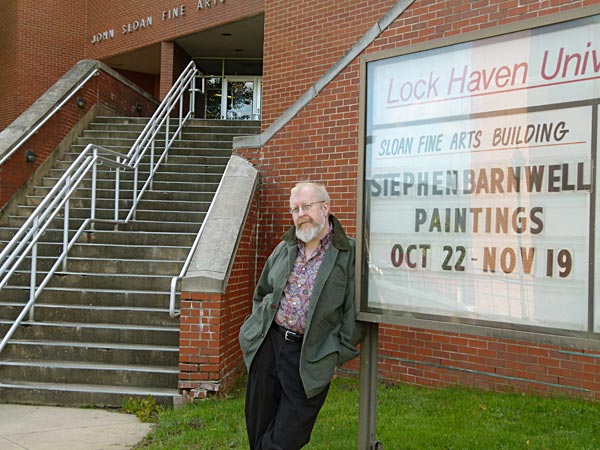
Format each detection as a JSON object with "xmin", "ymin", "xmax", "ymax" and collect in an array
[
  {"xmin": 115, "ymin": 60, "xmax": 198, "ymax": 224},
  {"xmin": 0, "ymin": 61, "xmax": 198, "ymax": 352},
  {"xmin": 0, "ymin": 144, "xmax": 128, "ymax": 352}
]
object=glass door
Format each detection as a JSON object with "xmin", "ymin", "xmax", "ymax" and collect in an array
[
  {"xmin": 203, "ymin": 77, "xmax": 223, "ymax": 119},
  {"xmin": 223, "ymin": 77, "xmax": 261, "ymax": 120}
]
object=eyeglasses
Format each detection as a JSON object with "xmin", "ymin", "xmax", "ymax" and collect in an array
[{"xmin": 289, "ymin": 201, "xmax": 325, "ymax": 215}]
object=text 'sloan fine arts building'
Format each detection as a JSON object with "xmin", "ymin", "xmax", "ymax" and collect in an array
[{"xmin": 2, "ymin": 0, "xmax": 600, "ymax": 418}]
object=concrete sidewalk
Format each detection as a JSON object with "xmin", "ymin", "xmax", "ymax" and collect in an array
[{"xmin": 0, "ymin": 403, "xmax": 153, "ymax": 450}]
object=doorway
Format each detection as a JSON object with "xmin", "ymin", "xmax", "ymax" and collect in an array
[
  {"xmin": 223, "ymin": 77, "xmax": 261, "ymax": 120},
  {"xmin": 194, "ymin": 58, "xmax": 262, "ymax": 121}
]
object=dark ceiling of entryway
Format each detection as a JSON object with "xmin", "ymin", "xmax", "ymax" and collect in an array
[
  {"xmin": 177, "ymin": 14, "xmax": 264, "ymax": 60},
  {"xmin": 103, "ymin": 14, "xmax": 264, "ymax": 75}
]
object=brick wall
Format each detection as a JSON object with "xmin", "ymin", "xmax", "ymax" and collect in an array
[
  {"xmin": 0, "ymin": 69, "xmax": 157, "ymax": 208},
  {"xmin": 235, "ymin": 0, "xmax": 600, "ymax": 400},
  {"xmin": 85, "ymin": 0, "xmax": 265, "ymax": 62},
  {"xmin": 179, "ymin": 194, "xmax": 258, "ymax": 398},
  {"xmin": 0, "ymin": 1, "xmax": 19, "ymax": 131},
  {"xmin": 7, "ymin": 1, "xmax": 87, "ymax": 129},
  {"xmin": 1, "ymin": 1, "xmax": 265, "ymax": 129},
  {"xmin": 114, "ymin": 68, "xmax": 160, "ymax": 98},
  {"xmin": 158, "ymin": 42, "xmax": 191, "ymax": 100},
  {"xmin": 4, "ymin": 0, "xmax": 600, "ymax": 401},
  {"xmin": 378, "ymin": 326, "xmax": 600, "ymax": 399}
]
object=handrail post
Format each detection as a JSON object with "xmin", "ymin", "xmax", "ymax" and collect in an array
[
  {"xmin": 178, "ymin": 94, "xmax": 184, "ymax": 140},
  {"xmin": 91, "ymin": 148, "xmax": 98, "ymax": 228},
  {"xmin": 190, "ymin": 75, "xmax": 197, "ymax": 118},
  {"xmin": 165, "ymin": 113, "xmax": 170, "ymax": 162},
  {"xmin": 114, "ymin": 157, "xmax": 120, "ymax": 226},
  {"xmin": 150, "ymin": 140, "xmax": 155, "ymax": 191},
  {"xmin": 170, "ymin": 277, "xmax": 180, "ymax": 318},
  {"xmin": 132, "ymin": 166, "xmax": 138, "ymax": 220},
  {"xmin": 29, "ymin": 216, "xmax": 39, "ymax": 322},
  {"xmin": 62, "ymin": 178, "xmax": 70, "ymax": 272}
]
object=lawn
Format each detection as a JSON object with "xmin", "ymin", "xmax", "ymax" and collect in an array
[{"xmin": 135, "ymin": 377, "xmax": 600, "ymax": 449}]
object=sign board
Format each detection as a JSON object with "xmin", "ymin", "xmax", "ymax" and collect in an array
[{"xmin": 357, "ymin": 9, "xmax": 600, "ymax": 341}]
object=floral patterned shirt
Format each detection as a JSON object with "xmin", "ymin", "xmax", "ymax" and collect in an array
[{"xmin": 274, "ymin": 224, "xmax": 333, "ymax": 334}]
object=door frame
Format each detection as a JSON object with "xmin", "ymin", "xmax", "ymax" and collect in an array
[{"xmin": 222, "ymin": 76, "xmax": 262, "ymax": 120}]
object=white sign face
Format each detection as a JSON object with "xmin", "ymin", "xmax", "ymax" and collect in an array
[{"xmin": 362, "ymin": 14, "xmax": 600, "ymax": 333}]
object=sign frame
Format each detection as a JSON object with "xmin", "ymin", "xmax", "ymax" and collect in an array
[{"xmin": 356, "ymin": 4, "xmax": 600, "ymax": 351}]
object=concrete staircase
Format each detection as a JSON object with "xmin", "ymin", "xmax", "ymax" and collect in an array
[{"xmin": 0, "ymin": 116, "xmax": 260, "ymax": 407}]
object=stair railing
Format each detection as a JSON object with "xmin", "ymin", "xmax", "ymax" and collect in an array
[
  {"xmin": 116, "ymin": 60, "xmax": 198, "ymax": 223},
  {"xmin": 0, "ymin": 61, "xmax": 198, "ymax": 352},
  {"xmin": 0, "ymin": 145, "xmax": 128, "ymax": 352}
]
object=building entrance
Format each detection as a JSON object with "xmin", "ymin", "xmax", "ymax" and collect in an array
[
  {"xmin": 197, "ymin": 75, "xmax": 261, "ymax": 120},
  {"xmin": 224, "ymin": 77, "xmax": 261, "ymax": 120},
  {"xmin": 195, "ymin": 58, "xmax": 262, "ymax": 121}
]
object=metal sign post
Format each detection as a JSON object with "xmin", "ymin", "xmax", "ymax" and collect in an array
[{"xmin": 358, "ymin": 322, "xmax": 382, "ymax": 450}]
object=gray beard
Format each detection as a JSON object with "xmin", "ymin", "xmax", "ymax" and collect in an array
[{"xmin": 296, "ymin": 221, "xmax": 325, "ymax": 243}]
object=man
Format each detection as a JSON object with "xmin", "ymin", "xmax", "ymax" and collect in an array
[{"xmin": 239, "ymin": 181, "xmax": 362, "ymax": 450}]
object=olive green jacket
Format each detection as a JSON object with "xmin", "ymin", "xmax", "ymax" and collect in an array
[{"xmin": 238, "ymin": 215, "xmax": 362, "ymax": 398}]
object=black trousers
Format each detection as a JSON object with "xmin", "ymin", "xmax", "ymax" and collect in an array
[{"xmin": 245, "ymin": 325, "xmax": 330, "ymax": 450}]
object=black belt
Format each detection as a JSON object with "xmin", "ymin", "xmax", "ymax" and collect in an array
[{"xmin": 272, "ymin": 323, "xmax": 304, "ymax": 343}]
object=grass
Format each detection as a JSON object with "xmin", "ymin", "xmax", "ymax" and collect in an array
[{"xmin": 135, "ymin": 377, "xmax": 600, "ymax": 449}]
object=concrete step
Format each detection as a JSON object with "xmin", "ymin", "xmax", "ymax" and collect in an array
[
  {"xmin": 1, "ymin": 338, "xmax": 178, "ymax": 366},
  {"xmin": 94, "ymin": 115, "xmax": 259, "ymax": 129},
  {"xmin": 5, "ymin": 271, "xmax": 177, "ymax": 291},
  {"xmin": 53, "ymin": 158, "xmax": 229, "ymax": 176},
  {"xmin": 69, "ymin": 141, "xmax": 235, "ymax": 156},
  {"xmin": 41, "ymin": 168, "xmax": 225, "ymax": 184},
  {"xmin": 88, "ymin": 121, "xmax": 146, "ymax": 131},
  {"xmin": 2, "ymin": 241, "xmax": 62, "ymax": 258},
  {"xmin": 0, "ymin": 301, "xmax": 175, "ymax": 326},
  {"xmin": 93, "ymin": 116, "xmax": 152, "ymax": 125},
  {"xmin": 69, "ymin": 243, "xmax": 189, "ymax": 261},
  {"xmin": 0, "ymin": 228, "xmax": 196, "ymax": 248},
  {"xmin": 0, "ymin": 320, "xmax": 179, "ymax": 346},
  {"xmin": 80, "ymin": 129, "xmax": 241, "ymax": 143},
  {"xmin": 0, "ymin": 116, "xmax": 259, "ymax": 408},
  {"xmin": 73, "ymin": 136, "xmax": 236, "ymax": 152},
  {"xmin": 0, "ymin": 285, "xmax": 174, "ymax": 308},
  {"xmin": 13, "ymin": 204, "xmax": 207, "ymax": 223},
  {"xmin": 21, "ymin": 195, "xmax": 134, "ymax": 211},
  {"xmin": 78, "ymin": 229, "xmax": 195, "ymax": 246},
  {"xmin": 0, "ymin": 380, "xmax": 180, "ymax": 407},
  {"xmin": 58, "ymin": 152, "xmax": 231, "ymax": 168},
  {"xmin": 0, "ymin": 359, "xmax": 178, "ymax": 388},
  {"xmin": 87, "ymin": 123, "xmax": 259, "ymax": 138},
  {"xmin": 80, "ymin": 129, "xmax": 166, "ymax": 140},
  {"xmin": 139, "ymin": 189, "xmax": 216, "ymax": 202},
  {"xmin": 1, "ymin": 254, "xmax": 183, "ymax": 275},
  {"xmin": 2, "ymin": 215, "xmax": 201, "ymax": 233},
  {"xmin": 31, "ymin": 185, "xmax": 215, "ymax": 203},
  {"xmin": 38, "ymin": 175, "xmax": 220, "ymax": 193},
  {"xmin": 168, "ymin": 139, "xmax": 236, "ymax": 150},
  {"xmin": 6, "ymin": 211, "xmax": 202, "ymax": 230},
  {"xmin": 0, "ymin": 227, "xmax": 79, "ymax": 243},
  {"xmin": 22, "ymin": 193, "xmax": 211, "ymax": 213},
  {"xmin": 0, "ymin": 241, "xmax": 62, "ymax": 258},
  {"xmin": 182, "ymin": 118, "xmax": 261, "ymax": 133}
]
